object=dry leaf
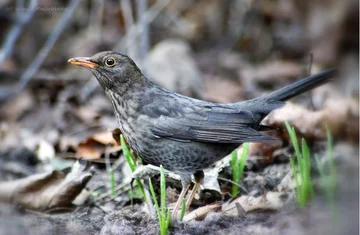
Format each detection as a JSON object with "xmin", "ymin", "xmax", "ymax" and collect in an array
[
  {"xmin": 75, "ymin": 131, "xmax": 121, "ymax": 159},
  {"xmin": 222, "ymin": 192, "xmax": 287, "ymax": 216},
  {"xmin": 264, "ymin": 96, "xmax": 359, "ymax": 140},
  {"xmin": 0, "ymin": 161, "xmax": 92, "ymax": 211},
  {"xmin": 182, "ymin": 202, "xmax": 222, "ymax": 222}
]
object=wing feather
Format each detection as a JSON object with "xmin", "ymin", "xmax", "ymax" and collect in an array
[{"xmin": 149, "ymin": 105, "xmax": 277, "ymax": 144}]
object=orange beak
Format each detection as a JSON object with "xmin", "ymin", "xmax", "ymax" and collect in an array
[{"xmin": 68, "ymin": 57, "xmax": 99, "ymax": 69}]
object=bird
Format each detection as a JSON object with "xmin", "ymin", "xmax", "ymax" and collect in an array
[{"xmin": 68, "ymin": 51, "xmax": 336, "ymax": 218}]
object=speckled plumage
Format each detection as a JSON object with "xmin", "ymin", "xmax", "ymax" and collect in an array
[{"xmin": 69, "ymin": 51, "xmax": 335, "ymax": 191}]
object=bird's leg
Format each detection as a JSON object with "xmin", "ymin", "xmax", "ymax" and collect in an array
[
  {"xmin": 172, "ymin": 174, "xmax": 191, "ymax": 218},
  {"xmin": 185, "ymin": 171, "xmax": 204, "ymax": 211}
]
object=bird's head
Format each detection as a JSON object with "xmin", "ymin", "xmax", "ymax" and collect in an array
[{"xmin": 68, "ymin": 51, "xmax": 143, "ymax": 92}]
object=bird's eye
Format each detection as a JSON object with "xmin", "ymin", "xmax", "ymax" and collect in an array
[{"xmin": 105, "ymin": 57, "xmax": 116, "ymax": 67}]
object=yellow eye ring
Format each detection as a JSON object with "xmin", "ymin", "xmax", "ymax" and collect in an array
[{"xmin": 105, "ymin": 57, "xmax": 116, "ymax": 67}]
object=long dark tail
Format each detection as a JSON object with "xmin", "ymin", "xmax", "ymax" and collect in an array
[{"xmin": 264, "ymin": 68, "xmax": 337, "ymax": 101}]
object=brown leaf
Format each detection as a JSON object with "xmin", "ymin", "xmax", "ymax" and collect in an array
[
  {"xmin": 264, "ymin": 96, "xmax": 359, "ymax": 141},
  {"xmin": 182, "ymin": 202, "xmax": 222, "ymax": 222},
  {"xmin": 222, "ymin": 192, "xmax": 287, "ymax": 216},
  {"xmin": 75, "ymin": 131, "xmax": 121, "ymax": 159},
  {"xmin": 0, "ymin": 161, "xmax": 92, "ymax": 211}
]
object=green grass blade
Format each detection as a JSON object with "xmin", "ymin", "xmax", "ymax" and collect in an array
[
  {"xmin": 289, "ymin": 156, "xmax": 301, "ymax": 205},
  {"xmin": 301, "ymin": 139, "xmax": 314, "ymax": 198},
  {"xmin": 136, "ymin": 178, "xmax": 147, "ymax": 201},
  {"xmin": 301, "ymin": 139, "xmax": 310, "ymax": 173},
  {"xmin": 231, "ymin": 149, "xmax": 238, "ymax": 197},
  {"xmin": 284, "ymin": 121, "xmax": 302, "ymax": 160},
  {"xmin": 289, "ymin": 156, "xmax": 298, "ymax": 190},
  {"xmin": 160, "ymin": 165, "xmax": 166, "ymax": 225},
  {"xmin": 149, "ymin": 166, "xmax": 169, "ymax": 235},
  {"xmin": 121, "ymin": 135, "xmax": 136, "ymax": 171},
  {"xmin": 238, "ymin": 143, "xmax": 249, "ymax": 182},
  {"xmin": 179, "ymin": 198, "xmax": 186, "ymax": 222},
  {"xmin": 285, "ymin": 121, "xmax": 314, "ymax": 207},
  {"xmin": 120, "ymin": 134, "xmax": 148, "ymax": 203},
  {"xmin": 231, "ymin": 143, "xmax": 249, "ymax": 198},
  {"xmin": 166, "ymin": 208, "xmax": 171, "ymax": 228},
  {"xmin": 149, "ymin": 178, "xmax": 161, "ymax": 221}
]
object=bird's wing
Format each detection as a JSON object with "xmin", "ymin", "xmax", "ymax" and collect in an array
[{"xmin": 149, "ymin": 104, "xmax": 277, "ymax": 144}]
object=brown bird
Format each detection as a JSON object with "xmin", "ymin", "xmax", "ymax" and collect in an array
[{"xmin": 68, "ymin": 51, "xmax": 335, "ymax": 217}]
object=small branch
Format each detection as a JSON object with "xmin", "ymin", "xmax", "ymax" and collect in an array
[
  {"xmin": 115, "ymin": 0, "xmax": 172, "ymax": 52},
  {"xmin": 137, "ymin": 0, "xmax": 149, "ymax": 64},
  {"xmin": 120, "ymin": 0, "xmax": 134, "ymax": 31},
  {"xmin": 14, "ymin": 0, "xmax": 80, "ymax": 94},
  {"xmin": 0, "ymin": 0, "xmax": 38, "ymax": 66},
  {"xmin": 307, "ymin": 53, "xmax": 316, "ymax": 110}
]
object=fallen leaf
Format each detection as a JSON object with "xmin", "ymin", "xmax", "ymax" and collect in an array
[
  {"xmin": 0, "ymin": 161, "xmax": 92, "ymax": 211},
  {"xmin": 75, "ymin": 131, "xmax": 121, "ymax": 159},
  {"xmin": 91, "ymin": 131, "xmax": 118, "ymax": 145},
  {"xmin": 182, "ymin": 202, "xmax": 222, "ymax": 222},
  {"xmin": 264, "ymin": 96, "xmax": 359, "ymax": 140},
  {"xmin": 222, "ymin": 192, "xmax": 288, "ymax": 216}
]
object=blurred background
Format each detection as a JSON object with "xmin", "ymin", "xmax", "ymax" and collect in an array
[{"xmin": 0, "ymin": 0, "xmax": 358, "ymax": 234}]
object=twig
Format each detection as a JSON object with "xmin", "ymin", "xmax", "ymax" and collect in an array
[
  {"xmin": 120, "ymin": 0, "xmax": 136, "ymax": 58},
  {"xmin": 0, "ymin": 0, "xmax": 38, "ymax": 66},
  {"xmin": 307, "ymin": 53, "xmax": 316, "ymax": 110},
  {"xmin": 115, "ymin": 0, "xmax": 172, "ymax": 52},
  {"xmin": 136, "ymin": 0, "xmax": 149, "ymax": 66},
  {"xmin": 16, "ymin": 0, "xmax": 25, "ymax": 18},
  {"xmin": 14, "ymin": 0, "xmax": 80, "ymax": 93},
  {"xmin": 120, "ymin": 0, "xmax": 134, "ymax": 31},
  {"xmin": 162, "ymin": 2, "xmax": 193, "ymax": 29},
  {"xmin": 308, "ymin": 53, "xmax": 313, "ymax": 75},
  {"xmin": 88, "ymin": 0, "xmax": 104, "ymax": 43}
]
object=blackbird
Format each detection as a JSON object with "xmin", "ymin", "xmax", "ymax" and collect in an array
[{"xmin": 68, "ymin": 51, "xmax": 336, "ymax": 217}]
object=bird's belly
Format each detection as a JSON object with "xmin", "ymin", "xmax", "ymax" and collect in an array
[{"xmin": 136, "ymin": 138, "xmax": 238, "ymax": 174}]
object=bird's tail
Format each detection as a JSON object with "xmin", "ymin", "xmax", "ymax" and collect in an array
[{"xmin": 263, "ymin": 68, "xmax": 337, "ymax": 102}]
